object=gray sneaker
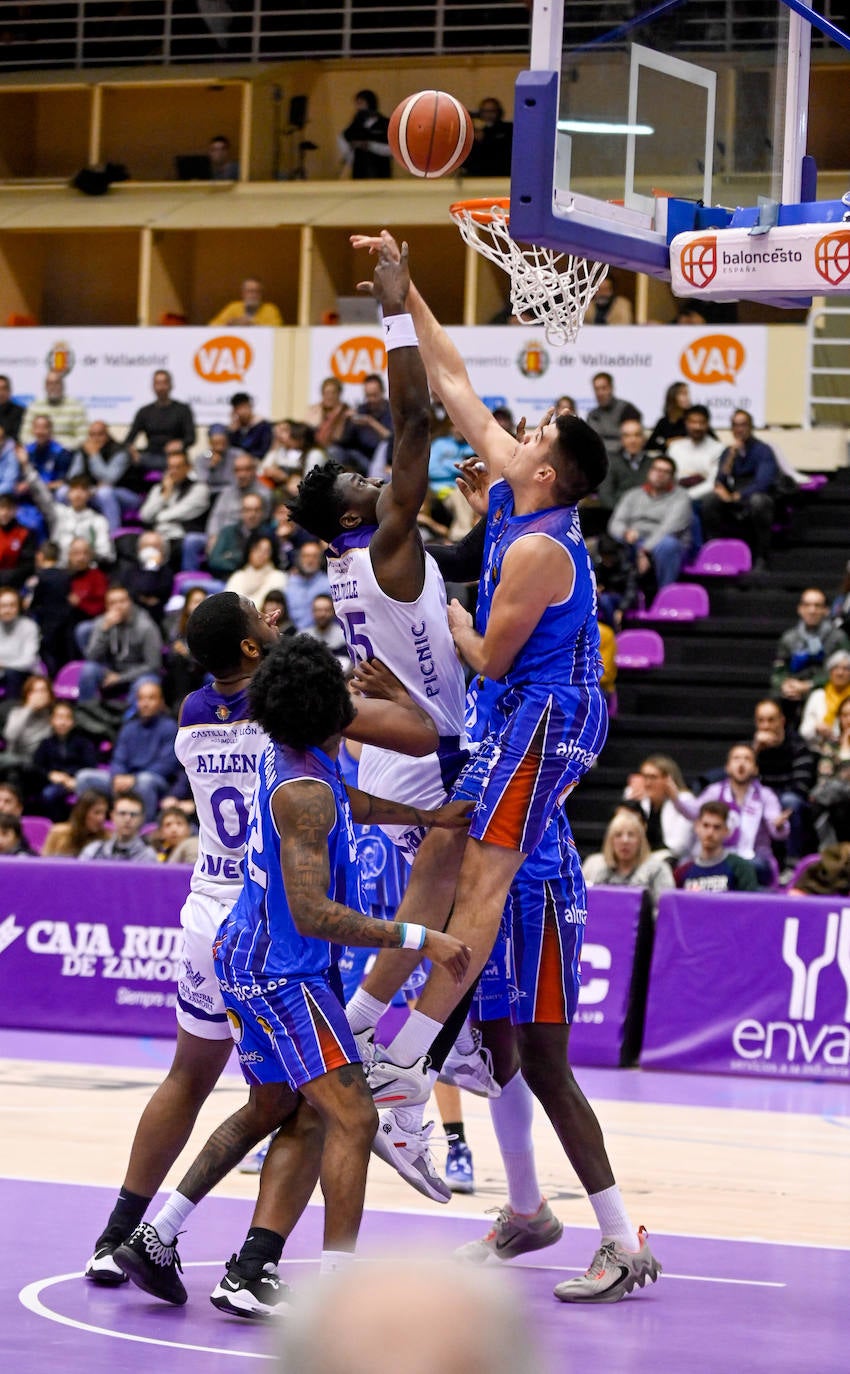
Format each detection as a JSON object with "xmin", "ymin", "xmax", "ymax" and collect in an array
[
  {"xmin": 371, "ymin": 1108, "xmax": 451, "ymax": 1203},
  {"xmin": 553, "ymin": 1226, "xmax": 661, "ymax": 1303},
  {"xmin": 454, "ymin": 1201, "xmax": 563, "ymax": 1263},
  {"xmin": 353, "ymin": 1027, "xmax": 376, "ymax": 1070}
]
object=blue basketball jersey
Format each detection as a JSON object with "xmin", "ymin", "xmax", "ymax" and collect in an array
[
  {"xmin": 478, "ymin": 478, "xmax": 602, "ymax": 693},
  {"xmin": 215, "ymin": 740, "xmax": 362, "ymax": 981}
]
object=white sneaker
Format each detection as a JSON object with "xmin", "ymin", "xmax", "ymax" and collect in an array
[
  {"xmin": 366, "ymin": 1053, "xmax": 433, "ymax": 1108},
  {"xmin": 438, "ymin": 1028, "xmax": 501, "ymax": 1098},
  {"xmin": 454, "ymin": 1200, "xmax": 563, "ymax": 1263},
  {"xmin": 353, "ymin": 1027, "xmax": 376, "ymax": 1070},
  {"xmin": 371, "ymin": 1108, "xmax": 451, "ymax": 1203},
  {"xmin": 553, "ymin": 1226, "xmax": 661, "ymax": 1303}
]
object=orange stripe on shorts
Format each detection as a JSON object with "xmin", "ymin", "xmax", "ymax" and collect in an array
[
  {"xmin": 304, "ymin": 988, "xmax": 349, "ymax": 1074},
  {"xmin": 534, "ymin": 888, "xmax": 567, "ymax": 1023}
]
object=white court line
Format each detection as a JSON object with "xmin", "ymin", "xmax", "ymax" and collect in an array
[{"xmin": 4, "ymin": 1175, "xmax": 849, "ymax": 1252}]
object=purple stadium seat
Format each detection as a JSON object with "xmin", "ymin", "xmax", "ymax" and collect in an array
[
  {"xmin": 53, "ymin": 660, "xmax": 86, "ymax": 700},
  {"xmin": 683, "ymin": 539, "xmax": 752, "ymax": 576},
  {"xmin": 173, "ymin": 571, "xmax": 216, "ymax": 596},
  {"xmin": 798, "ymin": 475, "xmax": 827, "ymax": 492},
  {"xmin": 615, "ymin": 629, "xmax": 665, "ymax": 670},
  {"xmin": 21, "ymin": 815, "xmax": 52, "ymax": 854},
  {"xmin": 633, "ymin": 583, "xmax": 710, "ymax": 622},
  {"xmin": 781, "ymin": 854, "xmax": 822, "ymax": 890}
]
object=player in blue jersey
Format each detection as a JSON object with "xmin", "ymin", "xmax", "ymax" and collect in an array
[{"xmin": 206, "ymin": 634, "xmax": 470, "ymax": 1314}]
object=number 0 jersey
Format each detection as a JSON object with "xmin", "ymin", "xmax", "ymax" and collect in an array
[{"xmin": 174, "ymin": 684, "xmax": 269, "ymax": 904}]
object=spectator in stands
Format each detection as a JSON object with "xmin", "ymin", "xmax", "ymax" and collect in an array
[
  {"xmin": 0, "ymin": 375, "xmax": 24, "ymax": 441},
  {"xmin": 345, "ymin": 373, "xmax": 394, "ymax": 476},
  {"xmin": 203, "ymin": 452, "xmax": 272, "ymax": 555},
  {"xmin": 770, "ymin": 587, "xmax": 850, "ymax": 714},
  {"xmin": 260, "ymin": 420, "xmax": 324, "ymax": 486},
  {"xmin": 228, "ymin": 391, "xmax": 272, "ymax": 460},
  {"xmin": 668, "ymin": 743, "xmax": 788, "ymax": 887},
  {"xmin": 207, "ymin": 489, "xmax": 274, "ymax": 579},
  {"xmin": 799, "ymin": 649, "xmax": 850, "ymax": 746},
  {"xmin": 608, "ymin": 454, "xmax": 693, "ymax": 590},
  {"xmin": 25, "ymin": 414, "xmax": 71, "ymax": 489},
  {"xmin": 126, "ymin": 530, "xmax": 174, "ymax": 626},
  {"xmin": 624, "ymin": 754, "xmax": 694, "ymax": 862},
  {"xmin": 0, "ymin": 586, "xmax": 40, "ymax": 697},
  {"xmin": 125, "ymin": 370, "xmax": 196, "ymax": 471},
  {"xmin": 667, "ymin": 404, "xmax": 724, "ymax": 502},
  {"xmin": 0, "ymin": 492, "xmax": 38, "ymax": 588},
  {"xmin": 30, "ymin": 472, "xmax": 114, "ymax": 566},
  {"xmin": 585, "ymin": 274, "xmax": 633, "ymax": 327},
  {"xmin": 0, "ymin": 813, "xmax": 29, "ymax": 857},
  {"xmin": 21, "ymin": 370, "xmax": 88, "ymax": 451},
  {"xmin": 752, "ymin": 697, "xmax": 816, "ymax": 863},
  {"xmin": 0, "ymin": 421, "xmax": 22, "ymax": 499},
  {"xmin": 208, "ymin": 133, "xmax": 238, "ymax": 180},
  {"xmin": 429, "ymin": 419, "xmax": 473, "ymax": 492},
  {"xmin": 209, "ymin": 277, "xmax": 283, "ymax": 327},
  {"xmin": 593, "ymin": 531, "xmax": 640, "ymax": 627},
  {"xmin": 67, "ymin": 420, "xmax": 135, "ymax": 531},
  {"xmin": 152, "ymin": 805, "xmax": 198, "ymax": 863},
  {"xmin": 591, "ymin": 417, "xmax": 655, "ymax": 530},
  {"xmin": 585, "ymin": 371, "xmax": 642, "ymax": 462},
  {"xmin": 675, "ymin": 801, "xmax": 759, "ymax": 891},
  {"xmin": 272, "ymin": 497, "xmax": 306, "ymax": 573},
  {"xmin": 810, "ymin": 697, "xmax": 850, "ymax": 845},
  {"xmin": 340, "ymin": 89, "xmax": 392, "ymax": 179},
  {"xmin": 79, "ymin": 791, "xmax": 157, "ymax": 863},
  {"xmin": 646, "ymin": 382, "xmax": 691, "ymax": 454},
  {"xmin": 78, "ymin": 583, "xmax": 162, "ymax": 703},
  {"xmin": 260, "ymin": 587, "xmax": 293, "ymax": 636},
  {"xmin": 32, "ymin": 699, "xmax": 98, "ymax": 819},
  {"xmin": 139, "ymin": 442, "xmax": 210, "ymax": 566},
  {"xmin": 790, "ymin": 843, "xmax": 850, "ymax": 897},
  {"xmin": 554, "ymin": 396, "xmax": 576, "ymax": 416},
  {"xmin": 463, "ymin": 97, "xmax": 513, "ymax": 178},
  {"xmin": 75, "ymin": 680, "xmax": 178, "ymax": 821},
  {"xmin": 285, "ymin": 540, "xmax": 331, "ymax": 631},
  {"xmin": 0, "ymin": 781, "xmax": 24, "ymax": 821},
  {"xmin": 225, "ymin": 532, "xmax": 286, "ymax": 604},
  {"xmin": 699, "ymin": 409, "xmax": 779, "ymax": 573},
  {"xmin": 305, "ymin": 378, "xmax": 354, "ymax": 462},
  {"xmin": 304, "ymin": 592, "xmax": 348, "ymax": 667},
  {"xmin": 0, "ymin": 674, "xmax": 53, "ymax": 798},
  {"xmin": 43, "ymin": 789, "xmax": 109, "ymax": 858},
  {"xmin": 67, "ymin": 536, "xmax": 109, "ymax": 640},
  {"xmin": 584, "ymin": 806, "xmax": 675, "ymax": 915},
  {"xmin": 22, "ymin": 541, "xmax": 70, "ymax": 674},
  {"xmin": 163, "ymin": 585, "xmax": 209, "ymax": 708},
  {"xmin": 192, "ymin": 424, "xmax": 240, "ymax": 494}
]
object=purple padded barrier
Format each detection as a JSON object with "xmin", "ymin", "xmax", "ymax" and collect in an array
[
  {"xmin": 683, "ymin": 539, "xmax": 752, "ymax": 576},
  {"xmin": 634, "ymin": 583, "xmax": 710, "ymax": 621},
  {"xmin": 52, "ymin": 660, "xmax": 86, "ymax": 700},
  {"xmin": 615, "ymin": 628, "xmax": 665, "ymax": 669}
]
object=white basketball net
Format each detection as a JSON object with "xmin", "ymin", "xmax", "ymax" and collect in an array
[{"xmin": 451, "ymin": 202, "xmax": 609, "ymax": 346}]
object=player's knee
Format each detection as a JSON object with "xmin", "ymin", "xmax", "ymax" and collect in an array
[{"xmin": 518, "ymin": 1040, "xmax": 572, "ymax": 1102}]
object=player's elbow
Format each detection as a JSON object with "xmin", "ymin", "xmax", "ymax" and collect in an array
[{"xmin": 289, "ymin": 902, "xmax": 323, "ymax": 939}]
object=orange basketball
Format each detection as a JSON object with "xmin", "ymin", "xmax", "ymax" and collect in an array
[{"xmin": 388, "ymin": 91, "xmax": 474, "ymax": 179}]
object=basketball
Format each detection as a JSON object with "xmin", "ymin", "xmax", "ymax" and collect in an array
[{"xmin": 388, "ymin": 90, "xmax": 474, "ymax": 178}]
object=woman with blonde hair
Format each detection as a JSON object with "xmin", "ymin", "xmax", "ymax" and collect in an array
[
  {"xmin": 583, "ymin": 806, "xmax": 675, "ymax": 915},
  {"xmin": 624, "ymin": 753, "xmax": 694, "ymax": 861},
  {"xmin": 43, "ymin": 789, "xmax": 110, "ymax": 858}
]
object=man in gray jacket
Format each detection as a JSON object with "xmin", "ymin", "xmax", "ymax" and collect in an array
[
  {"xmin": 78, "ymin": 584, "xmax": 162, "ymax": 704},
  {"xmin": 80, "ymin": 792, "xmax": 157, "ymax": 863},
  {"xmin": 139, "ymin": 442, "xmax": 210, "ymax": 567},
  {"xmin": 608, "ymin": 453, "xmax": 693, "ymax": 589}
]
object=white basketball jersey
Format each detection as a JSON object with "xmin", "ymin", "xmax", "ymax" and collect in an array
[
  {"xmin": 326, "ymin": 530, "xmax": 467, "ymax": 816},
  {"xmin": 174, "ymin": 683, "xmax": 268, "ymax": 904}
]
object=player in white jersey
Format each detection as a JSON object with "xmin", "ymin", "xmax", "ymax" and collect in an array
[{"xmin": 85, "ymin": 592, "xmax": 443, "ymax": 1289}]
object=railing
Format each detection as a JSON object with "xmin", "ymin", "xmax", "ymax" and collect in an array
[{"xmin": 0, "ymin": 1, "xmax": 844, "ymax": 72}]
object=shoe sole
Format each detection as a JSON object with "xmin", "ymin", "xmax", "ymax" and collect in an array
[
  {"xmin": 114, "ymin": 1247, "xmax": 188, "ymax": 1306},
  {"xmin": 371, "ymin": 1131, "xmax": 451, "ymax": 1203},
  {"xmin": 210, "ymin": 1288, "xmax": 286, "ymax": 1320},
  {"xmin": 437, "ymin": 1069, "xmax": 501, "ymax": 1099},
  {"xmin": 455, "ymin": 1219, "xmax": 564, "ymax": 1264},
  {"xmin": 554, "ymin": 1259, "xmax": 661, "ymax": 1304},
  {"xmin": 84, "ymin": 1264, "xmax": 128, "ymax": 1287},
  {"xmin": 369, "ymin": 1080, "xmax": 432, "ymax": 1108},
  {"xmin": 446, "ymin": 1177, "xmax": 475, "ymax": 1194}
]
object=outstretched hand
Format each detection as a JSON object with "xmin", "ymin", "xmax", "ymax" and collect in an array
[
  {"xmin": 356, "ymin": 236, "xmax": 410, "ymax": 313},
  {"xmin": 455, "ymin": 457, "xmax": 490, "ymax": 516},
  {"xmin": 351, "ymin": 228, "xmax": 403, "ymax": 262}
]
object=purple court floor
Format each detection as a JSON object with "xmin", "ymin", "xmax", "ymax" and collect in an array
[{"xmin": 3, "ymin": 1178, "xmax": 845, "ymax": 1374}]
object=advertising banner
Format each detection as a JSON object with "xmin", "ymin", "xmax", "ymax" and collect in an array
[
  {"xmin": 569, "ymin": 886, "xmax": 650, "ymax": 1068},
  {"xmin": 671, "ymin": 223, "xmax": 850, "ymax": 300},
  {"xmin": 309, "ymin": 324, "xmax": 768, "ymax": 430},
  {"xmin": 0, "ymin": 858, "xmax": 188, "ymax": 1037},
  {"xmin": 642, "ymin": 892, "xmax": 850, "ymax": 1080},
  {"xmin": 0, "ymin": 327, "xmax": 275, "ymax": 428}
]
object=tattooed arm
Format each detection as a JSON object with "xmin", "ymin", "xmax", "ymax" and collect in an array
[
  {"xmin": 272, "ymin": 779, "xmax": 470, "ymax": 978},
  {"xmin": 345, "ymin": 786, "xmax": 472, "ymax": 831}
]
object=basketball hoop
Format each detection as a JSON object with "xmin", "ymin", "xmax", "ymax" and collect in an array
[{"xmin": 450, "ymin": 198, "xmax": 609, "ymax": 346}]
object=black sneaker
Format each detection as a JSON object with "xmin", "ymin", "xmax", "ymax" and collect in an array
[
  {"xmin": 84, "ymin": 1229, "xmax": 129, "ymax": 1286},
  {"xmin": 210, "ymin": 1254, "xmax": 290, "ymax": 1320},
  {"xmin": 114, "ymin": 1222, "xmax": 187, "ymax": 1305}
]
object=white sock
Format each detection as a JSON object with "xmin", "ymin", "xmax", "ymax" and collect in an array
[
  {"xmin": 588, "ymin": 1185, "xmax": 639, "ymax": 1251},
  {"xmin": 386, "ymin": 1009, "xmax": 442, "ymax": 1066},
  {"xmin": 453, "ymin": 1018, "xmax": 475, "ymax": 1055},
  {"xmin": 320, "ymin": 1249, "xmax": 355, "ymax": 1275},
  {"xmin": 347, "ymin": 988, "xmax": 387, "ymax": 1034},
  {"xmin": 149, "ymin": 1191, "xmax": 195, "ymax": 1245},
  {"xmin": 488, "ymin": 1072, "xmax": 543, "ymax": 1216}
]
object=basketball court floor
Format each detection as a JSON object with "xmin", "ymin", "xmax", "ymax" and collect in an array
[{"xmin": 2, "ymin": 1026, "xmax": 846, "ymax": 1372}]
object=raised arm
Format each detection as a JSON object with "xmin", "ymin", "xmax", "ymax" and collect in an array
[
  {"xmin": 345, "ymin": 657, "xmax": 438, "ymax": 756},
  {"xmin": 352, "ymin": 230, "xmax": 514, "ymax": 474},
  {"xmin": 273, "ymin": 779, "xmax": 470, "ymax": 979}
]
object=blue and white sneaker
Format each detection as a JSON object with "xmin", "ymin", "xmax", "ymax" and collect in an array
[
  {"xmin": 445, "ymin": 1141, "xmax": 475, "ymax": 1194},
  {"xmin": 239, "ymin": 1134, "xmax": 274, "ymax": 1175}
]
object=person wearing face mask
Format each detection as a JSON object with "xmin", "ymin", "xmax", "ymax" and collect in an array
[
  {"xmin": 583, "ymin": 806, "xmax": 675, "ymax": 916},
  {"xmin": 126, "ymin": 530, "xmax": 174, "ymax": 626}
]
